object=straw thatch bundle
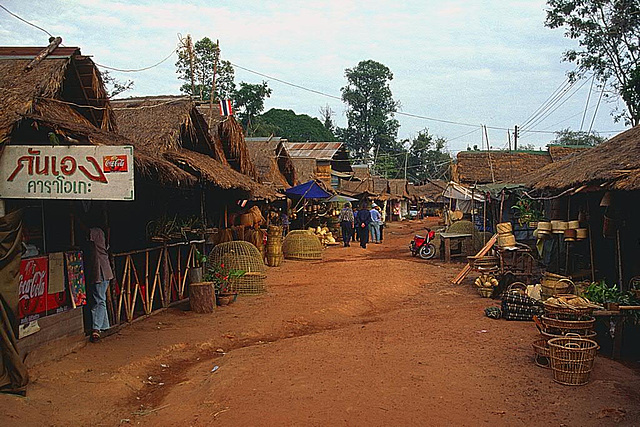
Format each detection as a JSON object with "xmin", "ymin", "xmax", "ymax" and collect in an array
[
  {"xmin": 245, "ymin": 137, "xmax": 296, "ymax": 188},
  {"xmin": 0, "ymin": 49, "xmax": 116, "ymax": 148},
  {"xmin": 523, "ymin": 126, "xmax": 640, "ymax": 192},
  {"xmin": 197, "ymin": 104, "xmax": 258, "ymax": 179}
]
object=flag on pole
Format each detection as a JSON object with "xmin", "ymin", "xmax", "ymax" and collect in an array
[{"xmin": 219, "ymin": 99, "xmax": 233, "ymax": 116}]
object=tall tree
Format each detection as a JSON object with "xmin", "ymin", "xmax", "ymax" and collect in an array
[
  {"xmin": 339, "ymin": 60, "xmax": 400, "ymax": 160},
  {"xmin": 407, "ymin": 129, "xmax": 451, "ymax": 183},
  {"xmin": 234, "ymin": 81, "xmax": 272, "ymax": 132},
  {"xmin": 101, "ymin": 70, "xmax": 134, "ymax": 98},
  {"xmin": 551, "ymin": 128, "xmax": 606, "ymax": 146},
  {"xmin": 545, "ymin": 0, "xmax": 640, "ymax": 125},
  {"xmin": 252, "ymin": 108, "xmax": 336, "ymax": 141},
  {"xmin": 176, "ymin": 36, "xmax": 236, "ymax": 101}
]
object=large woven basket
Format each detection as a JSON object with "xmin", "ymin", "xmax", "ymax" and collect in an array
[
  {"xmin": 532, "ymin": 338, "xmax": 551, "ymax": 369},
  {"xmin": 207, "ymin": 241, "xmax": 267, "ymax": 294},
  {"xmin": 541, "ymin": 313, "xmax": 595, "ymax": 331},
  {"xmin": 283, "ymin": 231, "xmax": 323, "ymax": 260},
  {"xmin": 548, "ymin": 336, "xmax": 599, "ymax": 386}
]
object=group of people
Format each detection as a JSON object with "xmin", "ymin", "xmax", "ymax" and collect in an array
[{"xmin": 338, "ymin": 202, "xmax": 384, "ymax": 249}]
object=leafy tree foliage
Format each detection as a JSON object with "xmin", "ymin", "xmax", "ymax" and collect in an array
[
  {"xmin": 234, "ymin": 81, "xmax": 272, "ymax": 130},
  {"xmin": 339, "ymin": 60, "xmax": 400, "ymax": 160},
  {"xmin": 551, "ymin": 128, "xmax": 606, "ymax": 146},
  {"xmin": 545, "ymin": 0, "xmax": 640, "ymax": 125},
  {"xmin": 102, "ymin": 70, "xmax": 133, "ymax": 98},
  {"xmin": 407, "ymin": 129, "xmax": 451, "ymax": 182},
  {"xmin": 319, "ymin": 104, "xmax": 336, "ymax": 134},
  {"xmin": 176, "ymin": 36, "xmax": 236, "ymax": 101},
  {"xmin": 251, "ymin": 108, "xmax": 336, "ymax": 141}
]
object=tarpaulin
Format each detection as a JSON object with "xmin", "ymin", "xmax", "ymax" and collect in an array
[{"xmin": 284, "ymin": 180, "xmax": 331, "ymax": 199}]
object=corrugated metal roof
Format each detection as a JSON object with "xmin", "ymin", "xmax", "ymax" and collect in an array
[{"xmin": 284, "ymin": 141, "xmax": 343, "ymax": 160}]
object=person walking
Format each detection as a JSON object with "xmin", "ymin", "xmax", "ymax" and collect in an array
[
  {"xmin": 369, "ymin": 204, "xmax": 382, "ymax": 243},
  {"xmin": 355, "ymin": 202, "xmax": 372, "ymax": 248},
  {"xmin": 338, "ymin": 202, "xmax": 354, "ymax": 247},
  {"xmin": 352, "ymin": 206, "xmax": 359, "ymax": 242}
]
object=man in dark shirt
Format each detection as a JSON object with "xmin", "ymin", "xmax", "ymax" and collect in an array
[{"xmin": 355, "ymin": 203, "xmax": 372, "ymax": 249}]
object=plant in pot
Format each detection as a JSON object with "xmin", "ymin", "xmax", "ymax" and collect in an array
[
  {"xmin": 188, "ymin": 249, "xmax": 207, "ymax": 284},
  {"xmin": 205, "ymin": 262, "xmax": 244, "ymax": 306},
  {"xmin": 511, "ymin": 197, "xmax": 543, "ymax": 228}
]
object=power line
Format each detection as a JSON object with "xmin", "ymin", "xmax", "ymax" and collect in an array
[
  {"xmin": 94, "ymin": 48, "xmax": 177, "ymax": 72},
  {"xmin": 520, "ymin": 77, "xmax": 571, "ymax": 129},
  {"xmin": 521, "ymin": 79, "xmax": 578, "ymax": 131},
  {"xmin": 588, "ymin": 84, "xmax": 606, "ymax": 134},
  {"xmin": 0, "ymin": 4, "xmax": 53, "ymax": 38},
  {"xmin": 580, "ymin": 74, "xmax": 596, "ymax": 131}
]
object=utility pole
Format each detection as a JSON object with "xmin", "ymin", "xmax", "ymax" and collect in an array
[
  {"xmin": 514, "ymin": 125, "xmax": 518, "ymax": 150},
  {"xmin": 404, "ymin": 150, "xmax": 408, "ymax": 181}
]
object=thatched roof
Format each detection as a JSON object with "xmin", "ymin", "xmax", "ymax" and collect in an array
[
  {"xmin": 547, "ymin": 144, "xmax": 590, "ymax": 162},
  {"xmin": 0, "ymin": 46, "xmax": 115, "ymax": 147},
  {"xmin": 387, "ymin": 179, "xmax": 409, "ymax": 198},
  {"xmin": 196, "ymin": 104, "xmax": 258, "ymax": 179},
  {"xmin": 112, "ymin": 96, "xmax": 277, "ymax": 198},
  {"xmin": 244, "ymin": 137, "xmax": 296, "ymax": 189},
  {"xmin": 20, "ymin": 101, "xmax": 195, "ymax": 187},
  {"xmin": 524, "ymin": 126, "xmax": 640, "ymax": 192},
  {"xmin": 407, "ymin": 179, "xmax": 447, "ymax": 202},
  {"xmin": 454, "ymin": 150, "xmax": 551, "ymax": 185},
  {"xmin": 291, "ymin": 157, "xmax": 317, "ymax": 184}
]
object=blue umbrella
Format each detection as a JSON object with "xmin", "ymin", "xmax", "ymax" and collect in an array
[{"xmin": 285, "ymin": 180, "xmax": 332, "ymax": 199}]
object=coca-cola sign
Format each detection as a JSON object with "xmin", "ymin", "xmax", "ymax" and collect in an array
[
  {"xmin": 103, "ymin": 155, "xmax": 128, "ymax": 173},
  {"xmin": 18, "ymin": 257, "xmax": 49, "ymax": 324},
  {"xmin": 0, "ymin": 145, "xmax": 135, "ymax": 200}
]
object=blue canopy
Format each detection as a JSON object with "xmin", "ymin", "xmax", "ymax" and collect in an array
[{"xmin": 285, "ymin": 180, "xmax": 332, "ymax": 199}]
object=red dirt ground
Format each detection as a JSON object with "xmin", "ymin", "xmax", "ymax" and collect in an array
[{"xmin": 1, "ymin": 220, "xmax": 640, "ymax": 426}]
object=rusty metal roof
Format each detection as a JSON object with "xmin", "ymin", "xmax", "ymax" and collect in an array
[
  {"xmin": 284, "ymin": 141, "xmax": 344, "ymax": 160},
  {"xmin": 0, "ymin": 46, "xmax": 80, "ymax": 59}
]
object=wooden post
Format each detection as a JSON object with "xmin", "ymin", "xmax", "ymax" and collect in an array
[
  {"xmin": 189, "ymin": 282, "xmax": 215, "ymax": 313},
  {"xmin": 616, "ymin": 228, "xmax": 624, "ymax": 289},
  {"xmin": 483, "ymin": 195, "xmax": 487, "ymax": 245},
  {"xmin": 162, "ymin": 244, "xmax": 170, "ymax": 308}
]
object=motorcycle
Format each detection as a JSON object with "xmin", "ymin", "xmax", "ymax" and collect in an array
[{"xmin": 410, "ymin": 228, "xmax": 436, "ymax": 259}]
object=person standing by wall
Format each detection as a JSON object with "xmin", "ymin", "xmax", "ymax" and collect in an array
[
  {"xmin": 81, "ymin": 213, "xmax": 113, "ymax": 343},
  {"xmin": 355, "ymin": 202, "xmax": 372, "ymax": 249},
  {"xmin": 338, "ymin": 202, "xmax": 354, "ymax": 247},
  {"xmin": 369, "ymin": 204, "xmax": 382, "ymax": 243}
]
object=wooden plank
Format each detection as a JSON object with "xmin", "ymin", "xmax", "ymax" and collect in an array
[{"xmin": 452, "ymin": 234, "xmax": 497, "ymax": 284}]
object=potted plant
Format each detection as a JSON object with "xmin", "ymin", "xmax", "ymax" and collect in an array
[
  {"xmin": 205, "ymin": 262, "xmax": 244, "ymax": 306},
  {"xmin": 511, "ymin": 197, "xmax": 543, "ymax": 228}
]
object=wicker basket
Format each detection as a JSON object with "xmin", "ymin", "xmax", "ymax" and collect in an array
[
  {"xmin": 477, "ymin": 287, "xmax": 493, "ymax": 298},
  {"xmin": 532, "ymin": 338, "xmax": 551, "ymax": 369},
  {"xmin": 540, "ymin": 328, "xmax": 597, "ymax": 341},
  {"xmin": 548, "ymin": 336, "xmax": 599, "ymax": 386},
  {"xmin": 207, "ymin": 241, "xmax": 267, "ymax": 295},
  {"xmin": 283, "ymin": 232, "xmax": 323, "ymax": 260},
  {"xmin": 541, "ymin": 275, "xmax": 574, "ymax": 299},
  {"xmin": 541, "ymin": 313, "xmax": 595, "ymax": 331},
  {"xmin": 543, "ymin": 294, "xmax": 596, "ymax": 316}
]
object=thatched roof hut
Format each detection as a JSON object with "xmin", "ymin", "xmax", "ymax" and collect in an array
[
  {"xmin": 524, "ymin": 127, "xmax": 639, "ymax": 192},
  {"xmin": 196, "ymin": 103, "xmax": 258, "ymax": 179},
  {"xmin": 244, "ymin": 137, "xmax": 296, "ymax": 189},
  {"xmin": 407, "ymin": 179, "xmax": 447, "ymax": 202},
  {"xmin": 388, "ymin": 179, "xmax": 409, "ymax": 199},
  {"xmin": 112, "ymin": 96, "xmax": 277, "ymax": 198},
  {"xmin": 0, "ymin": 46, "xmax": 115, "ymax": 148},
  {"xmin": 291, "ymin": 157, "xmax": 317, "ymax": 184}
]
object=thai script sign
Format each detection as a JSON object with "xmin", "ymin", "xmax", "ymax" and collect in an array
[{"xmin": 0, "ymin": 145, "xmax": 134, "ymax": 200}]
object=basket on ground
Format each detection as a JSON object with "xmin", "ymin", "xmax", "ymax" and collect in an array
[
  {"xmin": 532, "ymin": 338, "xmax": 551, "ymax": 368},
  {"xmin": 207, "ymin": 241, "xmax": 267, "ymax": 294},
  {"xmin": 283, "ymin": 231, "xmax": 323, "ymax": 260},
  {"xmin": 548, "ymin": 336, "xmax": 599, "ymax": 386},
  {"xmin": 541, "ymin": 313, "xmax": 595, "ymax": 331}
]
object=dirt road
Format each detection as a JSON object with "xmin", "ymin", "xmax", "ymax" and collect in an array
[{"xmin": 2, "ymin": 220, "xmax": 639, "ymax": 426}]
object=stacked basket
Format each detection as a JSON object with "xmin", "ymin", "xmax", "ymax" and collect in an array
[
  {"xmin": 265, "ymin": 226, "xmax": 283, "ymax": 267},
  {"xmin": 496, "ymin": 222, "xmax": 516, "ymax": 248},
  {"xmin": 532, "ymin": 295, "xmax": 600, "ymax": 384}
]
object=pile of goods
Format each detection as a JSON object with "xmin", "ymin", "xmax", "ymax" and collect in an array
[
  {"xmin": 501, "ymin": 284, "xmax": 543, "ymax": 320},
  {"xmin": 474, "ymin": 274, "xmax": 498, "ymax": 298},
  {"xmin": 543, "ymin": 295, "xmax": 603, "ymax": 313},
  {"xmin": 308, "ymin": 226, "xmax": 338, "ymax": 245},
  {"xmin": 535, "ymin": 220, "xmax": 587, "ymax": 242}
]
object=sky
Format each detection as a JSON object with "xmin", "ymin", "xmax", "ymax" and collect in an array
[{"xmin": 0, "ymin": 0, "xmax": 631, "ymax": 154}]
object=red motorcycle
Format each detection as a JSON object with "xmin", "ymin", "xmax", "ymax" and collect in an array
[{"xmin": 410, "ymin": 229, "xmax": 436, "ymax": 259}]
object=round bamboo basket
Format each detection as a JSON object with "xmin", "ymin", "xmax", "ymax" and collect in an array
[
  {"xmin": 538, "ymin": 222, "xmax": 552, "ymax": 232},
  {"xmin": 548, "ymin": 336, "xmax": 599, "ymax": 386},
  {"xmin": 551, "ymin": 220, "xmax": 569, "ymax": 234},
  {"xmin": 497, "ymin": 222, "xmax": 513, "ymax": 234},
  {"xmin": 567, "ymin": 220, "xmax": 580, "ymax": 229},
  {"xmin": 541, "ymin": 274, "xmax": 573, "ymax": 299},
  {"xmin": 540, "ymin": 329, "xmax": 597, "ymax": 341},
  {"xmin": 265, "ymin": 227, "xmax": 284, "ymax": 267},
  {"xmin": 541, "ymin": 313, "xmax": 595, "ymax": 331},
  {"xmin": 576, "ymin": 228, "xmax": 588, "ymax": 240},
  {"xmin": 497, "ymin": 233, "xmax": 516, "ymax": 248},
  {"xmin": 207, "ymin": 241, "xmax": 267, "ymax": 294},
  {"xmin": 283, "ymin": 232, "xmax": 323, "ymax": 260},
  {"xmin": 532, "ymin": 338, "xmax": 551, "ymax": 368}
]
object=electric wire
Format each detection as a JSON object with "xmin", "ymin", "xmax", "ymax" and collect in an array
[
  {"xmin": 0, "ymin": 4, "xmax": 53, "ymax": 38},
  {"xmin": 580, "ymin": 74, "xmax": 596, "ymax": 131},
  {"xmin": 520, "ymin": 77, "xmax": 571, "ymax": 129},
  {"xmin": 94, "ymin": 48, "xmax": 177, "ymax": 72},
  {"xmin": 588, "ymin": 83, "xmax": 606, "ymax": 134}
]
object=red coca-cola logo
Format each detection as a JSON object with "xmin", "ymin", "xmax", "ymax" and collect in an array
[
  {"xmin": 103, "ymin": 155, "xmax": 128, "ymax": 173},
  {"xmin": 18, "ymin": 257, "xmax": 48, "ymax": 318}
]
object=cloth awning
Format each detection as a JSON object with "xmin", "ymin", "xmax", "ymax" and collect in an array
[
  {"xmin": 443, "ymin": 181, "xmax": 485, "ymax": 202},
  {"xmin": 285, "ymin": 180, "xmax": 332, "ymax": 199},
  {"xmin": 326, "ymin": 194, "xmax": 358, "ymax": 202}
]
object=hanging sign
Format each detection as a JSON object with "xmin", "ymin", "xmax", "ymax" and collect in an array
[{"xmin": 0, "ymin": 145, "xmax": 135, "ymax": 200}]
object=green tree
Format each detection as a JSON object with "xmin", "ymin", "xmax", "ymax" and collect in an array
[
  {"xmin": 101, "ymin": 70, "xmax": 134, "ymax": 98},
  {"xmin": 407, "ymin": 129, "xmax": 451, "ymax": 182},
  {"xmin": 551, "ymin": 128, "xmax": 606, "ymax": 146},
  {"xmin": 339, "ymin": 60, "xmax": 400, "ymax": 160},
  {"xmin": 234, "ymin": 81, "xmax": 272, "ymax": 131},
  {"xmin": 545, "ymin": 0, "xmax": 640, "ymax": 125},
  {"xmin": 176, "ymin": 36, "xmax": 236, "ymax": 101},
  {"xmin": 251, "ymin": 108, "xmax": 336, "ymax": 140}
]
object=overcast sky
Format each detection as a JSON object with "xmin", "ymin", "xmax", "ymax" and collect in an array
[{"xmin": 0, "ymin": 0, "xmax": 630, "ymax": 153}]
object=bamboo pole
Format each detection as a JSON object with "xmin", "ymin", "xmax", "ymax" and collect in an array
[
  {"xmin": 145, "ymin": 251, "xmax": 150, "ymax": 314},
  {"xmin": 151, "ymin": 248, "xmax": 163, "ymax": 308},
  {"xmin": 131, "ymin": 260, "xmax": 142, "ymax": 318}
]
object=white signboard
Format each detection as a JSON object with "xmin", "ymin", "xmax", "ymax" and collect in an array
[{"xmin": 0, "ymin": 145, "xmax": 135, "ymax": 200}]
